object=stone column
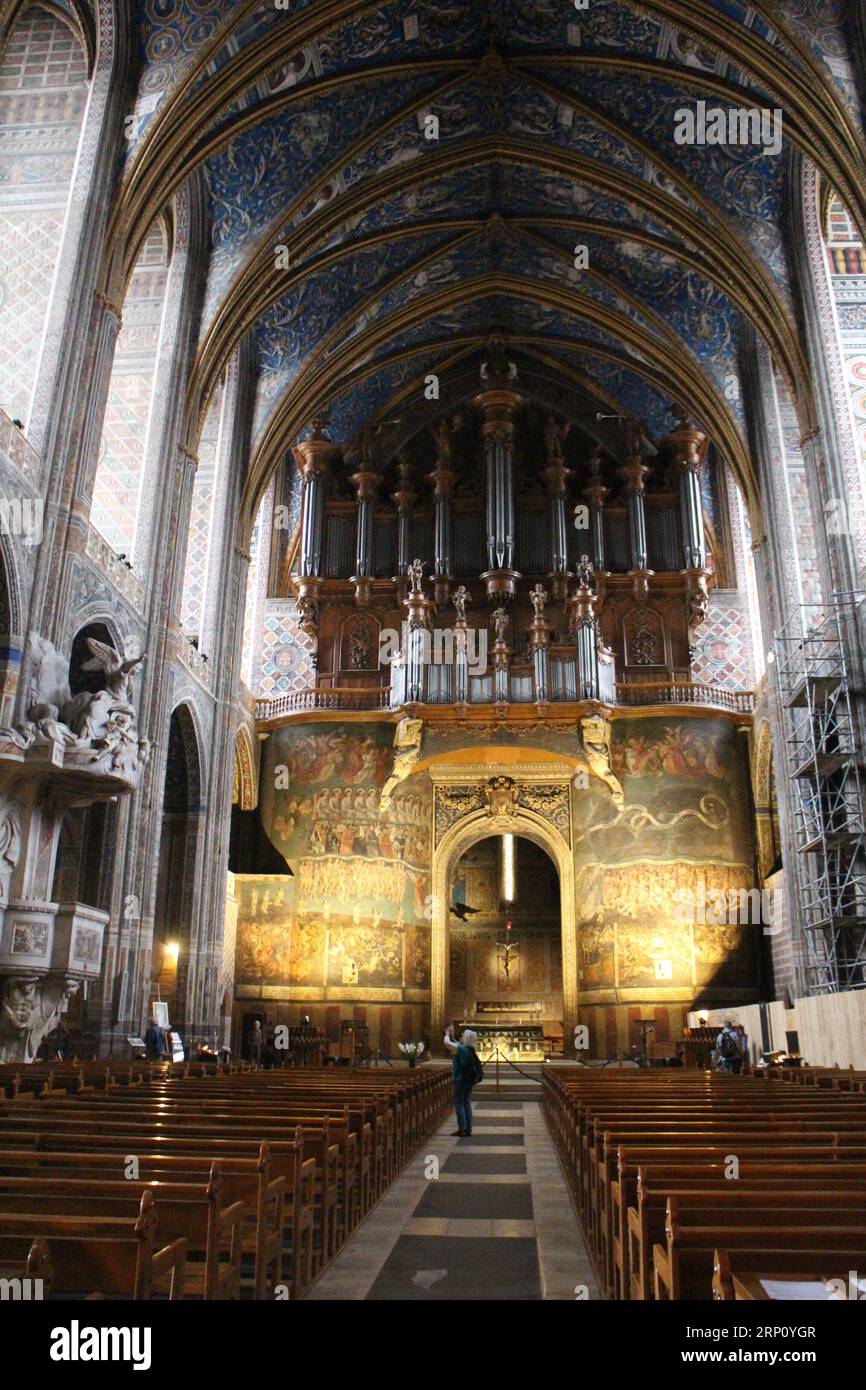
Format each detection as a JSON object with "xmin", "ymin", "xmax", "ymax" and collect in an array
[{"xmin": 181, "ymin": 355, "xmax": 256, "ymax": 1044}]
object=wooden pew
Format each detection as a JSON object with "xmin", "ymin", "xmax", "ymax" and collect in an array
[
  {"xmin": 0, "ymin": 1235, "xmax": 53, "ymax": 1296},
  {"xmin": 0, "ymin": 1168, "xmax": 244, "ymax": 1300},
  {"xmin": 653, "ymin": 1197, "xmax": 866, "ymax": 1299},
  {"xmin": 0, "ymin": 1138, "xmax": 314, "ymax": 1300},
  {"xmin": 0, "ymin": 1118, "xmax": 336, "ymax": 1284},
  {"xmin": 713, "ymin": 1247, "xmax": 866, "ymax": 1301},
  {"xmin": 0, "ymin": 1062, "xmax": 452, "ymax": 1296},
  {"xmin": 0, "ymin": 1192, "xmax": 187, "ymax": 1299},
  {"xmin": 542, "ymin": 1067, "xmax": 866, "ymax": 1301},
  {"xmin": 629, "ymin": 1182, "xmax": 866, "ymax": 1301}
]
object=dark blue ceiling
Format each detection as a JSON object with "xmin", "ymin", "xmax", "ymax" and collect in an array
[{"xmin": 127, "ymin": 0, "xmax": 864, "ymax": 459}]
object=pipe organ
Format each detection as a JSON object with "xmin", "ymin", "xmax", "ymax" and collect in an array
[{"xmin": 287, "ymin": 355, "xmax": 713, "ymax": 707}]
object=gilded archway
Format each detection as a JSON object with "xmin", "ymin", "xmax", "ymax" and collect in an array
[
  {"xmin": 233, "ymin": 725, "xmax": 257, "ymax": 811},
  {"xmin": 431, "ymin": 781, "xmax": 577, "ymax": 1046}
]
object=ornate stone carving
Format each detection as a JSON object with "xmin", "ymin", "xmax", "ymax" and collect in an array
[
  {"xmin": 434, "ymin": 784, "xmax": 486, "ymax": 841},
  {"xmin": 0, "ymin": 793, "xmax": 20, "ymax": 905},
  {"xmin": 517, "ymin": 783, "xmax": 571, "ymax": 839},
  {"xmin": 485, "ymin": 775, "xmax": 519, "ymax": 819},
  {"xmin": 0, "ymin": 633, "xmax": 150, "ymax": 787},
  {"xmin": 580, "ymin": 715, "xmax": 624, "ymax": 805},
  {"xmin": 0, "ymin": 973, "xmax": 80, "ymax": 1063},
  {"xmin": 407, "ymin": 557, "xmax": 425, "ymax": 594},
  {"xmin": 380, "ymin": 717, "xmax": 423, "ymax": 810},
  {"xmin": 452, "ymin": 586, "xmax": 470, "ymax": 622}
]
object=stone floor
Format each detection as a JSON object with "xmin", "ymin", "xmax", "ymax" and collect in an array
[{"xmin": 305, "ymin": 1080, "xmax": 599, "ymax": 1301}]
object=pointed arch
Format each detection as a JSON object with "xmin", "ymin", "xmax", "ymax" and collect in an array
[
  {"xmin": 432, "ymin": 802, "xmax": 577, "ymax": 1043},
  {"xmin": 0, "ymin": 3, "xmax": 89, "ymax": 425},
  {"xmin": 233, "ymin": 724, "xmax": 257, "ymax": 812}
]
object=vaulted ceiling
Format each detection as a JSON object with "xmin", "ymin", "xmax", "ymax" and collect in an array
[{"xmin": 109, "ymin": 1, "xmax": 866, "ymax": 511}]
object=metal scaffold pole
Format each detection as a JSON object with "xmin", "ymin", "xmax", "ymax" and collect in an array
[{"xmin": 774, "ymin": 592, "xmax": 866, "ymax": 994}]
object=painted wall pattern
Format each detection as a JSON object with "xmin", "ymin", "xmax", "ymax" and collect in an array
[
  {"xmin": 91, "ymin": 229, "xmax": 169, "ymax": 560},
  {"xmin": 235, "ymin": 725, "xmax": 433, "ymax": 1031},
  {"xmin": 573, "ymin": 716, "xmax": 758, "ymax": 1004},
  {"xmin": 0, "ymin": 10, "xmax": 88, "ymax": 423}
]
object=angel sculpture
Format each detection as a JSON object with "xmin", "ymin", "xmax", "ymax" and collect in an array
[
  {"xmin": 544, "ymin": 415, "xmax": 570, "ymax": 465},
  {"xmin": 63, "ymin": 640, "xmax": 145, "ymax": 742},
  {"xmin": 407, "ymin": 558, "xmax": 425, "ymax": 594},
  {"xmin": 452, "ymin": 586, "xmax": 470, "ymax": 622},
  {"xmin": 26, "ymin": 632, "xmax": 72, "ymax": 725},
  {"xmin": 575, "ymin": 554, "xmax": 595, "ymax": 591},
  {"xmin": 432, "ymin": 417, "xmax": 453, "ymax": 466},
  {"xmin": 492, "ymin": 607, "xmax": 509, "ymax": 645},
  {"xmin": 530, "ymin": 584, "xmax": 548, "ymax": 619}
]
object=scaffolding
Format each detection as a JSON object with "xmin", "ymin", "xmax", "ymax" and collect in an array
[{"xmin": 774, "ymin": 592, "xmax": 866, "ymax": 993}]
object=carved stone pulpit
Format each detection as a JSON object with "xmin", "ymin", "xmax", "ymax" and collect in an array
[{"xmin": 0, "ymin": 632, "xmax": 148, "ymax": 1059}]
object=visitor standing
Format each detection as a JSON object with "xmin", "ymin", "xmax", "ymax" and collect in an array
[{"xmin": 443, "ymin": 1024, "xmax": 483, "ymax": 1136}]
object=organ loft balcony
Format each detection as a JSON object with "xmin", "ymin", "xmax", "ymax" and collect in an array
[{"xmin": 255, "ymin": 380, "xmax": 755, "ymax": 729}]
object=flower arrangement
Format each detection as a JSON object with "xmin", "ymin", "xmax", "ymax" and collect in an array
[{"xmin": 398, "ymin": 1041, "xmax": 425, "ymax": 1067}]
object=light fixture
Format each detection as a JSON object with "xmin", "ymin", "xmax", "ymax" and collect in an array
[
  {"xmin": 164, "ymin": 941, "xmax": 180, "ymax": 963},
  {"xmin": 501, "ymin": 832, "xmax": 515, "ymax": 905}
]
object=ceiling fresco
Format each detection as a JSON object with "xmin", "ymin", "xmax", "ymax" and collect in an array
[{"xmin": 118, "ymin": 0, "xmax": 865, "ymax": 477}]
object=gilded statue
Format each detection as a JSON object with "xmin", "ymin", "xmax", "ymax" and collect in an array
[
  {"xmin": 379, "ymin": 717, "xmax": 423, "ymax": 810},
  {"xmin": 580, "ymin": 715, "xmax": 624, "ymax": 806}
]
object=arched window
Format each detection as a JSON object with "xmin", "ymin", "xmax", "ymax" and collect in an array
[
  {"xmin": 240, "ymin": 477, "xmax": 274, "ymax": 692},
  {"xmin": 90, "ymin": 223, "xmax": 170, "ymax": 564},
  {"xmin": 180, "ymin": 376, "xmax": 225, "ymax": 646},
  {"xmin": 0, "ymin": 5, "xmax": 88, "ymax": 425},
  {"xmin": 822, "ymin": 189, "xmax": 866, "ymax": 501},
  {"xmin": 0, "ymin": 537, "xmax": 19, "ymax": 724},
  {"xmin": 154, "ymin": 703, "xmax": 203, "ymax": 1032}
]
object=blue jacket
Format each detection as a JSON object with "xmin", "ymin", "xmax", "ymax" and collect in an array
[
  {"xmin": 145, "ymin": 1024, "xmax": 167, "ymax": 1057},
  {"xmin": 451, "ymin": 1042, "xmax": 469, "ymax": 1080}
]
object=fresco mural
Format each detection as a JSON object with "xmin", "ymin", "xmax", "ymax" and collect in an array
[
  {"xmin": 232, "ymin": 714, "xmax": 758, "ymax": 1054},
  {"xmin": 573, "ymin": 716, "xmax": 758, "ymax": 1010},
  {"xmin": 236, "ymin": 724, "xmax": 432, "ymax": 1047}
]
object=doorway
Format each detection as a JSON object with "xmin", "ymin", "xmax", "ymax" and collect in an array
[{"xmin": 447, "ymin": 834, "xmax": 564, "ymax": 1059}]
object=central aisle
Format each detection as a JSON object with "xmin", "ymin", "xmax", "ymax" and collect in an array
[{"xmin": 306, "ymin": 1079, "xmax": 599, "ymax": 1300}]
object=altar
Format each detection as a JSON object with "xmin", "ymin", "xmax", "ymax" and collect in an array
[{"xmin": 462, "ymin": 1005, "xmax": 547, "ymax": 1062}]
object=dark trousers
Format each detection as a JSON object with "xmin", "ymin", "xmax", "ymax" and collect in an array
[{"xmin": 453, "ymin": 1078, "xmax": 473, "ymax": 1133}]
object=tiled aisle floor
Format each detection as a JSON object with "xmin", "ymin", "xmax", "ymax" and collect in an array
[{"xmin": 305, "ymin": 1087, "xmax": 599, "ymax": 1301}]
